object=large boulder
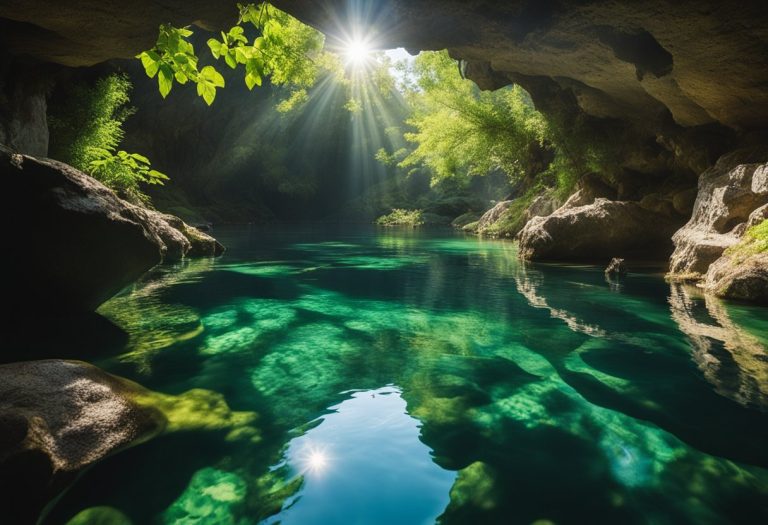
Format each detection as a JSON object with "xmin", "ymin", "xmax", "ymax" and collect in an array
[
  {"xmin": 702, "ymin": 217, "xmax": 768, "ymax": 303},
  {"xmin": 2, "ymin": 144, "xmax": 223, "ymax": 312},
  {"xmin": 668, "ymin": 149, "xmax": 768, "ymax": 279},
  {"xmin": 517, "ymin": 198, "xmax": 683, "ymax": 261},
  {"xmin": 0, "ymin": 360, "xmax": 165, "ymax": 524},
  {"xmin": 703, "ymin": 252, "xmax": 768, "ymax": 304},
  {"xmin": 0, "ymin": 359, "xmax": 259, "ymax": 524}
]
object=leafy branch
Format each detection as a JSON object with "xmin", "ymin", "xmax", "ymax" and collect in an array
[{"xmin": 136, "ymin": 2, "xmax": 328, "ymax": 106}]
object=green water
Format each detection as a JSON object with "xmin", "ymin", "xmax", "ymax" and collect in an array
[{"xmin": 47, "ymin": 226, "xmax": 768, "ymax": 525}]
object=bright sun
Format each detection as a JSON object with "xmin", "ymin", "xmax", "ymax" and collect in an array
[{"xmin": 345, "ymin": 39, "xmax": 371, "ymax": 65}]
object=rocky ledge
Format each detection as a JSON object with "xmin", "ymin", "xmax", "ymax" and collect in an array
[
  {"xmin": 667, "ymin": 148, "xmax": 768, "ymax": 302},
  {"xmin": 2, "ymin": 144, "xmax": 224, "ymax": 312},
  {"xmin": 517, "ymin": 189, "xmax": 686, "ymax": 262}
]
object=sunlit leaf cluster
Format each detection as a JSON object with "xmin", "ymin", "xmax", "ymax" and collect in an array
[
  {"xmin": 89, "ymin": 149, "xmax": 169, "ymax": 194},
  {"xmin": 137, "ymin": 2, "xmax": 333, "ymax": 107}
]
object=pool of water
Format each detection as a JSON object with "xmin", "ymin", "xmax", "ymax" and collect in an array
[{"xmin": 47, "ymin": 225, "xmax": 768, "ymax": 525}]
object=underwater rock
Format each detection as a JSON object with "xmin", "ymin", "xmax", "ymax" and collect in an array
[
  {"xmin": 0, "ymin": 360, "xmax": 166, "ymax": 524},
  {"xmin": 517, "ymin": 198, "xmax": 682, "ymax": 261},
  {"xmin": 65, "ymin": 506, "xmax": 133, "ymax": 525},
  {"xmin": 668, "ymin": 149, "xmax": 768, "ymax": 280},
  {"xmin": 0, "ymin": 359, "xmax": 259, "ymax": 523},
  {"xmin": 605, "ymin": 258, "xmax": 627, "ymax": 276},
  {"xmin": 1, "ymin": 144, "xmax": 224, "ymax": 311}
]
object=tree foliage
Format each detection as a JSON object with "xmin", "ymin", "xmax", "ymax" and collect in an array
[
  {"xmin": 137, "ymin": 2, "xmax": 335, "ymax": 107},
  {"xmin": 48, "ymin": 74, "xmax": 167, "ymax": 204},
  {"xmin": 397, "ymin": 51, "xmax": 548, "ymax": 184}
]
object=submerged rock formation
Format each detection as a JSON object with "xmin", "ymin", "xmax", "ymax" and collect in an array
[
  {"xmin": 0, "ymin": 359, "xmax": 259, "ymax": 524},
  {"xmin": 2, "ymin": 144, "xmax": 223, "ymax": 312}
]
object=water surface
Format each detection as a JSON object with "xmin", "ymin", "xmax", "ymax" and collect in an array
[{"xmin": 48, "ymin": 226, "xmax": 768, "ymax": 525}]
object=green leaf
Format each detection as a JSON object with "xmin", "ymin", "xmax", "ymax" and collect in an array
[
  {"xmin": 235, "ymin": 46, "xmax": 249, "ymax": 64},
  {"xmin": 129, "ymin": 153, "xmax": 150, "ymax": 164},
  {"xmin": 178, "ymin": 27, "xmax": 193, "ymax": 37},
  {"xmin": 148, "ymin": 169, "xmax": 170, "ymax": 182},
  {"xmin": 196, "ymin": 81, "xmax": 216, "ymax": 105},
  {"xmin": 246, "ymin": 58, "xmax": 264, "ymax": 78},
  {"xmin": 225, "ymin": 51, "xmax": 237, "ymax": 69},
  {"xmin": 175, "ymin": 70, "xmax": 188, "ymax": 84},
  {"xmin": 139, "ymin": 51, "xmax": 160, "ymax": 78},
  {"xmin": 245, "ymin": 71, "xmax": 261, "ymax": 89},
  {"xmin": 201, "ymin": 66, "xmax": 225, "ymax": 88},
  {"xmin": 207, "ymin": 38, "xmax": 222, "ymax": 58},
  {"xmin": 158, "ymin": 64, "xmax": 173, "ymax": 98}
]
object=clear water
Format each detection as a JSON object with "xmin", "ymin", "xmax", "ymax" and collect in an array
[{"xmin": 47, "ymin": 226, "xmax": 768, "ymax": 525}]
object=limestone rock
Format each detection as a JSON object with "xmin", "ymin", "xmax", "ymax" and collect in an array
[
  {"xmin": 668, "ymin": 149, "xmax": 768, "ymax": 279},
  {"xmin": 703, "ymin": 252, "xmax": 768, "ymax": 304},
  {"xmin": 1, "ymin": 144, "xmax": 224, "ymax": 311},
  {"xmin": 605, "ymin": 258, "xmax": 627, "ymax": 276},
  {"xmin": 523, "ymin": 194, "xmax": 560, "ymax": 223},
  {"xmin": 0, "ymin": 360, "xmax": 165, "ymax": 524},
  {"xmin": 518, "ymin": 198, "xmax": 683, "ymax": 261},
  {"xmin": 476, "ymin": 201, "xmax": 513, "ymax": 232}
]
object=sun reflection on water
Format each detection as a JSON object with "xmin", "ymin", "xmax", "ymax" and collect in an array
[{"xmin": 298, "ymin": 444, "xmax": 332, "ymax": 476}]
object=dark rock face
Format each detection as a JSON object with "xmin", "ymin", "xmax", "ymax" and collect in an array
[
  {"xmin": 1, "ymin": 144, "xmax": 224, "ymax": 312},
  {"xmin": 0, "ymin": 62, "xmax": 50, "ymax": 156},
  {"xmin": 668, "ymin": 149, "xmax": 768, "ymax": 278},
  {"xmin": 0, "ymin": 360, "xmax": 165, "ymax": 524},
  {"xmin": 518, "ymin": 197, "xmax": 683, "ymax": 261}
]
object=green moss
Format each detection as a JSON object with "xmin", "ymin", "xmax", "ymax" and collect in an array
[
  {"xmin": 375, "ymin": 209, "xmax": 425, "ymax": 227},
  {"xmin": 462, "ymin": 220, "xmax": 479, "ymax": 232},
  {"xmin": 162, "ymin": 468, "xmax": 247, "ymax": 525},
  {"xmin": 65, "ymin": 506, "xmax": 133, "ymax": 525},
  {"xmin": 477, "ymin": 199, "xmax": 530, "ymax": 238},
  {"xmin": 452, "ymin": 212, "xmax": 481, "ymax": 228},
  {"xmin": 725, "ymin": 219, "xmax": 768, "ymax": 262}
]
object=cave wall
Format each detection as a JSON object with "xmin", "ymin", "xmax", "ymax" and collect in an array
[
  {"xmin": 0, "ymin": 59, "xmax": 50, "ymax": 156},
  {"xmin": 1, "ymin": 0, "xmax": 767, "ymax": 178}
]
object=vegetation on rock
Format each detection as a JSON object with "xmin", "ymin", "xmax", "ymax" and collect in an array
[
  {"xmin": 376, "ymin": 208, "xmax": 425, "ymax": 227},
  {"xmin": 725, "ymin": 219, "xmax": 768, "ymax": 262}
]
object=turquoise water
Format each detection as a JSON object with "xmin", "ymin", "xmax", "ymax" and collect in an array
[{"xmin": 47, "ymin": 226, "xmax": 768, "ymax": 525}]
